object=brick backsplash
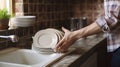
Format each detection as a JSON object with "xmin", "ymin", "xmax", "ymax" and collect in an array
[
  {"xmin": 15, "ymin": 0, "xmax": 73, "ymax": 29},
  {"xmin": 0, "ymin": 0, "xmax": 104, "ymax": 50},
  {"xmin": 72, "ymin": 0, "xmax": 104, "ymax": 24}
]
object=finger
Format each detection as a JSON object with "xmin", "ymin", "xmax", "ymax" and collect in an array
[
  {"xmin": 58, "ymin": 42, "xmax": 69, "ymax": 52},
  {"xmin": 54, "ymin": 37, "xmax": 65, "ymax": 51},
  {"xmin": 62, "ymin": 27, "xmax": 70, "ymax": 33},
  {"xmin": 55, "ymin": 38, "xmax": 64, "ymax": 48}
]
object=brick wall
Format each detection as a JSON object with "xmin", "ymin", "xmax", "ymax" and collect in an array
[
  {"xmin": 15, "ymin": 0, "xmax": 73, "ymax": 29},
  {"xmin": 72, "ymin": 0, "xmax": 103, "ymax": 24}
]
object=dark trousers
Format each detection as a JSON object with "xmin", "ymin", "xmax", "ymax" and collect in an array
[{"xmin": 111, "ymin": 47, "xmax": 120, "ymax": 67}]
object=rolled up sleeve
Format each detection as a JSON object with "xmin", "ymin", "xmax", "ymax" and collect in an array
[
  {"xmin": 96, "ymin": 16, "xmax": 110, "ymax": 32},
  {"xmin": 96, "ymin": 1, "xmax": 120, "ymax": 33}
]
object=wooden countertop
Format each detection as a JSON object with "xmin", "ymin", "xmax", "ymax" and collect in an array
[{"xmin": 49, "ymin": 34, "xmax": 106, "ymax": 67}]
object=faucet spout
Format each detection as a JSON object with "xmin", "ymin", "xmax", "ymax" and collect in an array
[{"xmin": 0, "ymin": 35, "xmax": 19, "ymax": 42}]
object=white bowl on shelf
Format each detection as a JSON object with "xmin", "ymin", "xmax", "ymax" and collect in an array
[{"xmin": 14, "ymin": 16, "xmax": 36, "ymax": 27}]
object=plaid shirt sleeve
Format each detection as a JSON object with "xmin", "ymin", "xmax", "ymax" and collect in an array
[{"xmin": 96, "ymin": 0, "xmax": 120, "ymax": 33}]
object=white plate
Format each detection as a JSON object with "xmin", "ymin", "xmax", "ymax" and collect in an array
[
  {"xmin": 33, "ymin": 30, "xmax": 58, "ymax": 48},
  {"xmin": 32, "ymin": 45, "xmax": 55, "ymax": 54},
  {"xmin": 45, "ymin": 28, "xmax": 64, "ymax": 42}
]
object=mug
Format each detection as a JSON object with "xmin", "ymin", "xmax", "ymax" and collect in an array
[{"xmin": 70, "ymin": 17, "xmax": 87, "ymax": 31}]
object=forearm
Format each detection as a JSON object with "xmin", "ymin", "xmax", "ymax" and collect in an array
[{"xmin": 73, "ymin": 22, "xmax": 102, "ymax": 40}]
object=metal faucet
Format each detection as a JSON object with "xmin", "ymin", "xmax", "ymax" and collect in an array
[{"xmin": 0, "ymin": 35, "xmax": 19, "ymax": 42}]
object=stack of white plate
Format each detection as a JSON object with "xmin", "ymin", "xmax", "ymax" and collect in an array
[
  {"xmin": 14, "ymin": 16, "xmax": 36, "ymax": 27},
  {"xmin": 32, "ymin": 28, "xmax": 64, "ymax": 53}
]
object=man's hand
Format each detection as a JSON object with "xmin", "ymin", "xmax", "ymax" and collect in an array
[
  {"xmin": 54, "ymin": 27, "xmax": 77, "ymax": 53},
  {"xmin": 54, "ymin": 22, "xmax": 102, "ymax": 53}
]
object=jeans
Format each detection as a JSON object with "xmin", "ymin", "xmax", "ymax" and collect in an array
[{"xmin": 111, "ymin": 47, "xmax": 120, "ymax": 67}]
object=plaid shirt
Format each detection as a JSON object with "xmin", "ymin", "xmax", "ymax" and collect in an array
[{"xmin": 96, "ymin": 0, "xmax": 120, "ymax": 52}]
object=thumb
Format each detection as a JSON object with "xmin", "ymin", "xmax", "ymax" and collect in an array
[{"xmin": 62, "ymin": 27, "xmax": 70, "ymax": 33}]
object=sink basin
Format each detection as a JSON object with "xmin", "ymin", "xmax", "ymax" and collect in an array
[{"xmin": 0, "ymin": 48, "xmax": 64, "ymax": 67}]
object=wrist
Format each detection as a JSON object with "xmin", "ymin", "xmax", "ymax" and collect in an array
[
  {"xmin": 72, "ymin": 28, "xmax": 86, "ymax": 40},
  {"xmin": 72, "ymin": 31, "xmax": 82, "ymax": 40}
]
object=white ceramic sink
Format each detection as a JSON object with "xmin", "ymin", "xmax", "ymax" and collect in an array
[{"xmin": 0, "ymin": 48, "xmax": 64, "ymax": 67}]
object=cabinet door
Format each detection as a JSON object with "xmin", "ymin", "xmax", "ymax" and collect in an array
[{"xmin": 80, "ymin": 52, "xmax": 97, "ymax": 67}]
